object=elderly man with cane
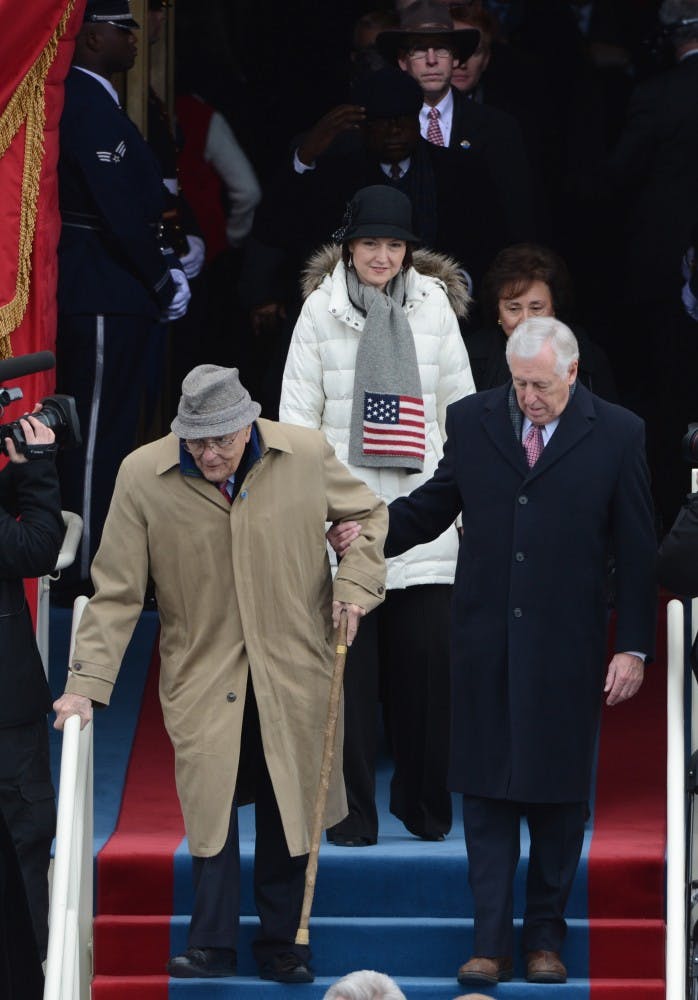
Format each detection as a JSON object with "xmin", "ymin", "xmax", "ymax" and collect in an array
[{"xmin": 53, "ymin": 365, "xmax": 387, "ymax": 983}]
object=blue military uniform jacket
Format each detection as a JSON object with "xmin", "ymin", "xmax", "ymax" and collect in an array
[{"xmin": 58, "ymin": 68, "xmax": 175, "ymax": 318}]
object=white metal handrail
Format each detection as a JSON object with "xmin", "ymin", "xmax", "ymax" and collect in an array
[
  {"xmin": 44, "ymin": 595, "xmax": 93, "ymax": 1000},
  {"xmin": 666, "ymin": 598, "xmax": 691, "ymax": 1000},
  {"xmin": 37, "ymin": 510, "xmax": 84, "ymax": 677}
]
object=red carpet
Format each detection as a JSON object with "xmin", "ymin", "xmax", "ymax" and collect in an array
[
  {"xmin": 91, "ymin": 611, "xmax": 669, "ymax": 997},
  {"xmin": 588, "ymin": 606, "xmax": 668, "ymax": 996},
  {"xmin": 97, "ymin": 638, "xmax": 184, "ymax": 915}
]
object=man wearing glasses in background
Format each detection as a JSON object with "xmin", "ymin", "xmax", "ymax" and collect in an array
[
  {"xmin": 377, "ymin": 0, "xmax": 536, "ymax": 244},
  {"xmin": 53, "ymin": 365, "xmax": 388, "ymax": 983}
]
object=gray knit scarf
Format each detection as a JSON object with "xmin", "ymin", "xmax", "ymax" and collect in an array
[{"xmin": 346, "ymin": 265, "xmax": 425, "ymax": 472}]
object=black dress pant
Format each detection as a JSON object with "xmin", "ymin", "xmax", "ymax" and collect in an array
[
  {"xmin": 56, "ymin": 312, "xmax": 160, "ymax": 587},
  {"xmin": 188, "ymin": 677, "xmax": 309, "ymax": 969},
  {"xmin": 0, "ymin": 808, "xmax": 44, "ymax": 999},
  {"xmin": 0, "ymin": 721, "xmax": 55, "ymax": 961},
  {"xmin": 329, "ymin": 584, "xmax": 452, "ymax": 843},
  {"xmin": 462, "ymin": 795, "xmax": 587, "ymax": 957}
]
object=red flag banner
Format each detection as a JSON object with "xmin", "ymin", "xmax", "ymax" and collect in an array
[
  {"xmin": 0, "ymin": 0, "xmax": 85, "ymax": 621},
  {"xmin": 0, "ymin": 0, "xmax": 84, "ymax": 384}
]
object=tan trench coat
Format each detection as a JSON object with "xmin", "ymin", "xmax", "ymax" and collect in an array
[{"xmin": 65, "ymin": 420, "xmax": 387, "ymax": 856}]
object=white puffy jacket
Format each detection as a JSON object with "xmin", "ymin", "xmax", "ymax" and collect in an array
[{"xmin": 280, "ymin": 245, "xmax": 475, "ymax": 589}]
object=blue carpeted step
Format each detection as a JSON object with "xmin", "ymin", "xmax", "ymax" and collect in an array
[
  {"xmin": 171, "ymin": 826, "xmax": 593, "ymax": 920},
  {"xmin": 94, "ymin": 915, "xmax": 664, "ymax": 980},
  {"xmin": 91, "ymin": 975, "xmax": 666, "ymax": 999}
]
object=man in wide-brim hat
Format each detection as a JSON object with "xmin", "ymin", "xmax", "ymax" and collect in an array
[{"xmin": 376, "ymin": 0, "xmax": 480, "ymax": 65}]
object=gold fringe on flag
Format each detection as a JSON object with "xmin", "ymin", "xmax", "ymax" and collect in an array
[{"xmin": 0, "ymin": 0, "xmax": 77, "ymax": 359}]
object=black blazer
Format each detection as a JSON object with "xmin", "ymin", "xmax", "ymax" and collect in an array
[
  {"xmin": 449, "ymin": 87, "xmax": 537, "ymax": 244},
  {"xmin": 0, "ymin": 459, "xmax": 64, "ymax": 728},
  {"xmin": 610, "ymin": 54, "xmax": 698, "ymax": 303},
  {"xmin": 243, "ymin": 136, "xmax": 506, "ymax": 308},
  {"xmin": 465, "ymin": 323, "xmax": 619, "ymax": 402}
]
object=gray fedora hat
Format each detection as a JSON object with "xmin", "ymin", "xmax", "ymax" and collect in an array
[
  {"xmin": 376, "ymin": 0, "xmax": 480, "ymax": 65},
  {"xmin": 171, "ymin": 365, "xmax": 261, "ymax": 440},
  {"xmin": 334, "ymin": 185, "xmax": 420, "ymax": 244}
]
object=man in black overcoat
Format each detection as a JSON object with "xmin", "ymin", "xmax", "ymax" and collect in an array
[
  {"xmin": 0, "ymin": 408, "xmax": 64, "ymax": 966},
  {"xmin": 385, "ymin": 316, "xmax": 657, "ymax": 986}
]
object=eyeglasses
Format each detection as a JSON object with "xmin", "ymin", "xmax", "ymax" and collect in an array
[
  {"xmin": 406, "ymin": 45, "xmax": 454, "ymax": 60},
  {"xmin": 183, "ymin": 431, "xmax": 243, "ymax": 457}
]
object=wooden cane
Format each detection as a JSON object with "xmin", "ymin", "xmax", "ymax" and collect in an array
[{"xmin": 295, "ymin": 611, "xmax": 349, "ymax": 946}]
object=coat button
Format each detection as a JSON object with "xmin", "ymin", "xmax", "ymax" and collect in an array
[
  {"xmin": 518, "ymin": 495, "xmax": 528, "ymax": 505},
  {"xmin": 377, "ymin": 585, "xmax": 385, "ymax": 594},
  {"xmin": 226, "ymin": 692, "xmax": 237, "ymax": 702},
  {"xmin": 515, "ymin": 552, "xmax": 525, "ymax": 562},
  {"xmin": 513, "ymin": 607, "xmax": 522, "ymax": 618},
  {"xmin": 73, "ymin": 662, "xmax": 82, "ymax": 671}
]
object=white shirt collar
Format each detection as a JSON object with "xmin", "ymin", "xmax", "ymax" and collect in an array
[
  {"xmin": 74, "ymin": 66, "xmax": 120, "ymax": 106},
  {"xmin": 379, "ymin": 156, "xmax": 411, "ymax": 179},
  {"xmin": 521, "ymin": 415, "xmax": 560, "ymax": 445}
]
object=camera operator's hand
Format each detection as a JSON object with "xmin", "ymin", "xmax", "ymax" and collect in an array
[
  {"xmin": 6, "ymin": 405, "xmax": 55, "ymax": 464},
  {"xmin": 53, "ymin": 693, "xmax": 93, "ymax": 731}
]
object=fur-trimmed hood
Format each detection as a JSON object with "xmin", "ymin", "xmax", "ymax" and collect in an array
[{"xmin": 301, "ymin": 244, "xmax": 471, "ymax": 319}]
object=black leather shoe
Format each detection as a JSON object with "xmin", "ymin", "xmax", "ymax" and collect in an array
[
  {"xmin": 167, "ymin": 947, "xmax": 236, "ymax": 978},
  {"xmin": 259, "ymin": 952, "xmax": 314, "ymax": 983}
]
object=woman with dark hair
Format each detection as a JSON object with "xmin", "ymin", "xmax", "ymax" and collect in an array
[
  {"xmin": 466, "ymin": 242, "xmax": 618, "ymax": 399},
  {"xmin": 280, "ymin": 185, "xmax": 474, "ymax": 845}
]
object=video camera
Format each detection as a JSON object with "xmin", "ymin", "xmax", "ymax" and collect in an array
[{"xmin": 0, "ymin": 351, "xmax": 81, "ymax": 457}]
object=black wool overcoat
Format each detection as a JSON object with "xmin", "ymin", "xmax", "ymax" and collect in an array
[{"xmin": 386, "ymin": 382, "xmax": 657, "ymax": 802}]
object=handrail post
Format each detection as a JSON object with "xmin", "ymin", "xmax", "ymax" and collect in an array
[
  {"xmin": 44, "ymin": 596, "xmax": 93, "ymax": 1000},
  {"xmin": 666, "ymin": 599, "xmax": 687, "ymax": 1000}
]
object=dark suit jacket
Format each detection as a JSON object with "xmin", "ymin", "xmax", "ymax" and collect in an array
[
  {"xmin": 386, "ymin": 382, "xmax": 657, "ymax": 802},
  {"xmin": 449, "ymin": 87, "xmax": 537, "ymax": 243},
  {"xmin": 610, "ymin": 53, "xmax": 698, "ymax": 303},
  {"xmin": 243, "ymin": 137, "xmax": 505, "ymax": 308},
  {"xmin": 658, "ymin": 490, "xmax": 698, "ymax": 596},
  {"xmin": 465, "ymin": 324, "xmax": 618, "ymax": 401},
  {"xmin": 0, "ymin": 459, "xmax": 64, "ymax": 728}
]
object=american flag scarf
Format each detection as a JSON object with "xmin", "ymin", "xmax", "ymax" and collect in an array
[{"xmin": 346, "ymin": 265, "xmax": 425, "ymax": 472}]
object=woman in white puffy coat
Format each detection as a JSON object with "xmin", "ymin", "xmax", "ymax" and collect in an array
[{"xmin": 280, "ymin": 186, "xmax": 475, "ymax": 845}]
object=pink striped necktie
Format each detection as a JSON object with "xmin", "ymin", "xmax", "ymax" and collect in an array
[
  {"xmin": 426, "ymin": 106, "xmax": 445, "ymax": 146},
  {"xmin": 524, "ymin": 424, "xmax": 544, "ymax": 467},
  {"xmin": 218, "ymin": 481, "xmax": 232, "ymax": 503}
]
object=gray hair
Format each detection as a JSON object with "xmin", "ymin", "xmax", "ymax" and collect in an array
[
  {"xmin": 659, "ymin": 0, "xmax": 698, "ymax": 44},
  {"xmin": 323, "ymin": 970, "xmax": 407, "ymax": 1000},
  {"xmin": 505, "ymin": 317, "xmax": 579, "ymax": 376}
]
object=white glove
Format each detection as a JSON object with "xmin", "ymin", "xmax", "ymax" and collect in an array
[
  {"xmin": 165, "ymin": 268, "xmax": 191, "ymax": 321},
  {"xmin": 682, "ymin": 279, "xmax": 698, "ymax": 322},
  {"xmin": 180, "ymin": 235, "xmax": 206, "ymax": 279}
]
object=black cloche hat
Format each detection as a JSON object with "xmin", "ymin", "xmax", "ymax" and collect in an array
[{"xmin": 333, "ymin": 186, "xmax": 420, "ymax": 244}]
